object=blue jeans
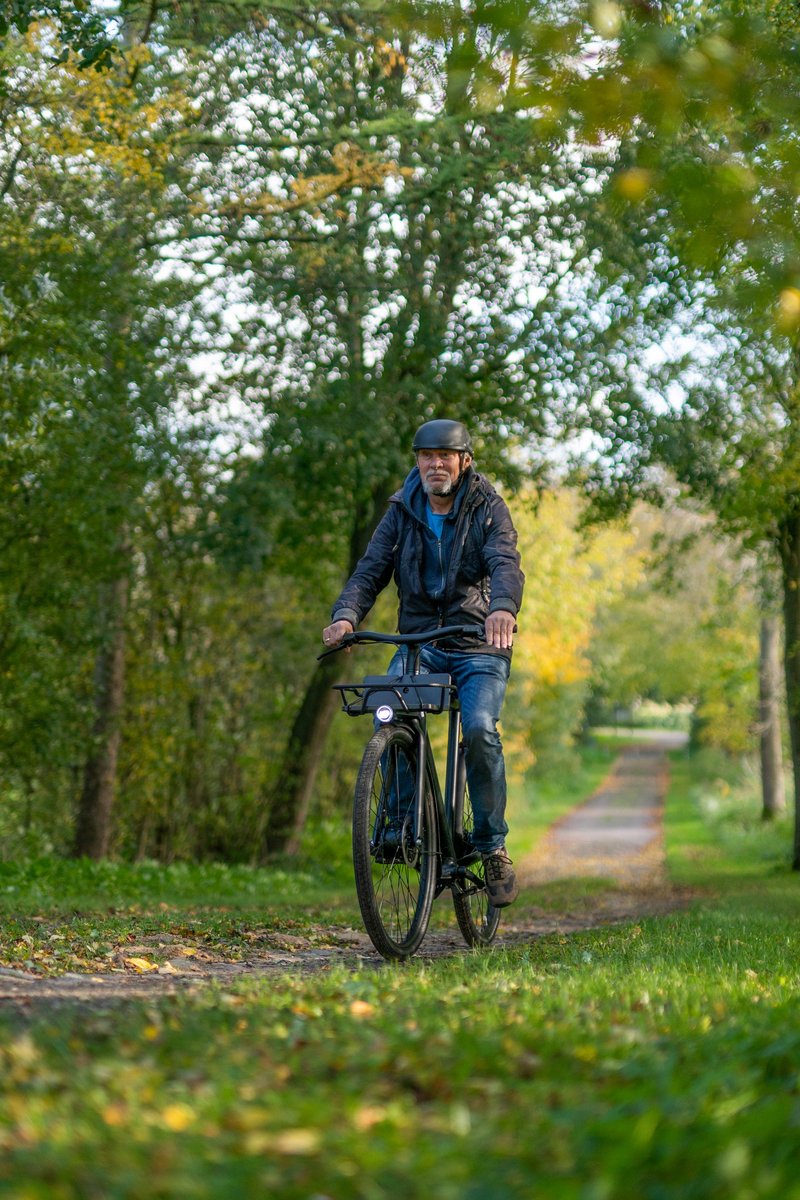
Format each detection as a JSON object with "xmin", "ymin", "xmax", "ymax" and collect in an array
[{"xmin": 385, "ymin": 647, "xmax": 511, "ymax": 854}]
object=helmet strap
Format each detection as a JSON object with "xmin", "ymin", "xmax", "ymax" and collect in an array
[{"xmin": 454, "ymin": 453, "xmax": 471, "ymax": 489}]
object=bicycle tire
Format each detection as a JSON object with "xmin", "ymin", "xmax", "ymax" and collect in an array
[
  {"xmin": 352, "ymin": 724, "xmax": 438, "ymax": 960},
  {"xmin": 452, "ymin": 777, "xmax": 501, "ymax": 947}
]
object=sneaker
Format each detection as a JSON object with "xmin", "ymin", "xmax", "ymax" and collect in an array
[{"xmin": 482, "ymin": 847, "xmax": 519, "ymax": 908}]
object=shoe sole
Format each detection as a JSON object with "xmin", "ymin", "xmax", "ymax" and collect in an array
[{"xmin": 484, "ymin": 886, "xmax": 519, "ymax": 908}]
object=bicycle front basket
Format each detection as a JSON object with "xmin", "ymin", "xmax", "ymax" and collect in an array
[{"xmin": 335, "ymin": 673, "xmax": 452, "ymax": 716}]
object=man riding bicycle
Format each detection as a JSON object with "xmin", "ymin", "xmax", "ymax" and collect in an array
[{"xmin": 322, "ymin": 419, "xmax": 525, "ymax": 907}]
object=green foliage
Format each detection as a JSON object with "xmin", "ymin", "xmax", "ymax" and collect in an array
[
  {"xmin": 504, "ymin": 490, "xmax": 642, "ymax": 777},
  {"xmin": 0, "ymin": 1, "xmax": 116, "ymax": 68},
  {"xmin": 193, "ymin": 10, "xmax": 564, "ymax": 574},
  {"xmin": 589, "ymin": 511, "xmax": 760, "ymax": 754},
  {"xmin": 0, "ymin": 27, "xmax": 207, "ymax": 850}
]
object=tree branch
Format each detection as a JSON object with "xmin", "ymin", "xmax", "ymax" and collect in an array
[
  {"xmin": 177, "ymin": 107, "xmax": 536, "ymax": 155},
  {"xmin": 0, "ymin": 142, "xmax": 24, "ymax": 198},
  {"xmin": 142, "ymin": 230, "xmax": 331, "ymax": 248}
]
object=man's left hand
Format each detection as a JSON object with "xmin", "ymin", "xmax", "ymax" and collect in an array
[{"xmin": 485, "ymin": 610, "xmax": 516, "ymax": 650}]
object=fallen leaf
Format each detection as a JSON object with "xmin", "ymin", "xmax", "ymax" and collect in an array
[
  {"xmin": 349, "ymin": 1000, "xmax": 375, "ymax": 1018},
  {"xmin": 353, "ymin": 1105, "xmax": 388, "ymax": 1130},
  {"xmin": 123, "ymin": 957, "xmax": 159, "ymax": 973},
  {"xmin": 161, "ymin": 1103, "xmax": 195, "ymax": 1132}
]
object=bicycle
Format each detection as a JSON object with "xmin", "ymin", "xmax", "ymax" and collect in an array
[{"xmin": 320, "ymin": 624, "xmax": 502, "ymax": 961}]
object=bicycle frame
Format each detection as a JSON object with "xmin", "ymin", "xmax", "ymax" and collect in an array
[{"xmin": 397, "ymin": 701, "xmax": 484, "ymax": 897}]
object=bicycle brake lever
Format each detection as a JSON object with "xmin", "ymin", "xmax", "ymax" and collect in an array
[{"xmin": 316, "ymin": 631, "xmax": 357, "ymax": 662}]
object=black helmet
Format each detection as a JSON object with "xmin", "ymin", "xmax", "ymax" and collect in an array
[{"xmin": 412, "ymin": 419, "xmax": 473, "ymax": 455}]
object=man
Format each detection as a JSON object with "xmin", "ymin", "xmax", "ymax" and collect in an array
[{"xmin": 322, "ymin": 419, "xmax": 524, "ymax": 907}]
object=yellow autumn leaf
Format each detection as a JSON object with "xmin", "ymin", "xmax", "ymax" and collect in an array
[
  {"xmin": 777, "ymin": 287, "xmax": 800, "ymax": 331},
  {"xmin": 123, "ymin": 956, "xmax": 159, "ymax": 973},
  {"xmin": 349, "ymin": 1000, "xmax": 376, "ymax": 1018},
  {"xmin": 102, "ymin": 1103, "xmax": 128, "ymax": 1127},
  {"xmin": 161, "ymin": 1103, "xmax": 195, "ymax": 1132},
  {"xmin": 614, "ymin": 167, "xmax": 654, "ymax": 202}
]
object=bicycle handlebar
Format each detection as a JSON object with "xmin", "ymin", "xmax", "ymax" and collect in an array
[{"xmin": 317, "ymin": 624, "xmax": 486, "ymax": 661}]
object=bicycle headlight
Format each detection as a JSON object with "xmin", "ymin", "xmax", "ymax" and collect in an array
[{"xmin": 375, "ymin": 704, "xmax": 394, "ymax": 723}]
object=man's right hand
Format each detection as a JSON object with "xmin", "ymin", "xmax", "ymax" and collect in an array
[{"xmin": 322, "ymin": 619, "xmax": 354, "ymax": 649}]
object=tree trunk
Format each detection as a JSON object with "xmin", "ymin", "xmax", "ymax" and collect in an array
[
  {"xmin": 759, "ymin": 614, "xmax": 785, "ymax": 819},
  {"xmin": 260, "ymin": 654, "xmax": 347, "ymax": 858},
  {"xmin": 73, "ymin": 570, "xmax": 130, "ymax": 858},
  {"xmin": 185, "ymin": 692, "xmax": 209, "ymax": 809},
  {"xmin": 779, "ymin": 512, "xmax": 800, "ymax": 866},
  {"xmin": 260, "ymin": 486, "xmax": 393, "ymax": 857}
]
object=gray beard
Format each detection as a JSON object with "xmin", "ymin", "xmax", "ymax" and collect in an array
[{"xmin": 421, "ymin": 474, "xmax": 455, "ymax": 497}]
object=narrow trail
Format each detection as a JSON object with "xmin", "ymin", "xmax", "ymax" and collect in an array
[
  {"xmin": 0, "ymin": 734, "xmax": 692, "ymax": 1008},
  {"xmin": 518, "ymin": 731, "xmax": 688, "ymax": 890}
]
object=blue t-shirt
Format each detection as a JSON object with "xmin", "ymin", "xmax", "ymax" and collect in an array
[{"xmin": 425, "ymin": 502, "xmax": 446, "ymax": 541}]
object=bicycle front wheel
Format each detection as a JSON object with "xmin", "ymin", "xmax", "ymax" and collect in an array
[
  {"xmin": 352, "ymin": 724, "xmax": 438, "ymax": 960},
  {"xmin": 452, "ymin": 779, "xmax": 501, "ymax": 947}
]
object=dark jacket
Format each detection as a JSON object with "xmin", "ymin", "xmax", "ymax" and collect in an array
[{"xmin": 331, "ymin": 466, "xmax": 524, "ymax": 656}]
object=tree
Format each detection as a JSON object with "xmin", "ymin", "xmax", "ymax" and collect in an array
[
  {"xmin": 759, "ymin": 613, "xmax": 786, "ymax": 818},
  {"xmin": 513, "ymin": 0, "xmax": 800, "ymax": 860},
  {"xmin": 0, "ymin": 22, "xmax": 201, "ymax": 854},
  {"xmin": 168, "ymin": 6, "xmax": 597, "ymax": 853}
]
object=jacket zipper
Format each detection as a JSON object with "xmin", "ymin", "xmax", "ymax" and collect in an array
[{"xmin": 442, "ymin": 490, "xmax": 482, "ymax": 619}]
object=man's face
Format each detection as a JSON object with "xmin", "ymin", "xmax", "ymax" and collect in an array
[{"xmin": 417, "ymin": 448, "xmax": 470, "ymax": 496}]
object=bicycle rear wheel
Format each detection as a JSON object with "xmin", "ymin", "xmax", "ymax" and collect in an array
[
  {"xmin": 452, "ymin": 778, "xmax": 501, "ymax": 947},
  {"xmin": 352, "ymin": 724, "xmax": 438, "ymax": 960}
]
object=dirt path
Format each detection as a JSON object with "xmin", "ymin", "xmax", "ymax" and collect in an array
[
  {"xmin": 519, "ymin": 731, "xmax": 689, "ymax": 889},
  {"xmin": 0, "ymin": 735, "xmax": 691, "ymax": 1008}
]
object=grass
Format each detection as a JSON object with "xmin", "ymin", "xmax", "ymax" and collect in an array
[
  {"xmin": 1, "ymin": 744, "xmax": 800, "ymax": 1197},
  {"xmin": 0, "ymin": 855, "xmax": 358, "ymax": 974}
]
